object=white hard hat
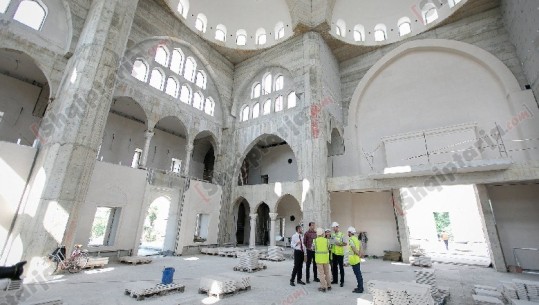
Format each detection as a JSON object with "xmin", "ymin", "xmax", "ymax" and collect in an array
[
  {"xmin": 316, "ymin": 228, "xmax": 324, "ymax": 236},
  {"xmin": 347, "ymin": 226, "xmax": 356, "ymax": 234},
  {"xmin": 325, "ymin": 228, "xmax": 331, "ymax": 232},
  {"xmin": 331, "ymin": 222, "xmax": 339, "ymax": 227}
]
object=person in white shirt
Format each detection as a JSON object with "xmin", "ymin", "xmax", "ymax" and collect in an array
[{"xmin": 290, "ymin": 225, "xmax": 306, "ymax": 286}]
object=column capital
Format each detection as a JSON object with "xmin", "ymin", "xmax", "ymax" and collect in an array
[
  {"xmin": 144, "ymin": 130, "xmax": 154, "ymax": 138},
  {"xmin": 269, "ymin": 212, "xmax": 278, "ymax": 221},
  {"xmin": 249, "ymin": 213, "xmax": 258, "ymax": 220}
]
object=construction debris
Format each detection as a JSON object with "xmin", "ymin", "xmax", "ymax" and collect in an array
[{"xmin": 119, "ymin": 256, "xmax": 152, "ymax": 265}]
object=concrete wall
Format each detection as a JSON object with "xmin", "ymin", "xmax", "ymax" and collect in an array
[
  {"xmin": 330, "ymin": 191, "xmax": 400, "ymax": 256},
  {"xmin": 487, "ymin": 184, "xmax": 539, "ymax": 270},
  {"xmin": 246, "ymin": 144, "xmax": 298, "ymax": 184},
  {"xmin": 0, "ymin": 142, "xmax": 36, "ymax": 255},
  {"xmin": 0, "ymin": 74, "xmax": 42, "ymax": 146},
  {"xmin": 176, "ymin": 180, "xmax": 222, "ymax": 254},
  {"xmin": 74, "ymin": 161, "xmax": 147, "ymax": 253}
]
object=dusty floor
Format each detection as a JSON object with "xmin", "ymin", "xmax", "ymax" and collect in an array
[{"xmin": 15, "ymin": 254, "xmax": 539, "ymax": 305}]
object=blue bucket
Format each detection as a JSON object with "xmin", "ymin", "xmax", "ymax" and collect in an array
[{"xmin": 161, "ymin": 267, "xmax": 175, "ymax": 285}]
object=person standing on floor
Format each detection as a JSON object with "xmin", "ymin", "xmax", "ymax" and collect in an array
[
  {"xmin": 314, "ymin": 227, "xmax": 332, "ymax": 292},
  {"xmin": 441, "ymin": 230, "xmax": 450, "ymax": 250},
  {"xmin": 304, "ymin": 221, "xmax": 319, "ymax": 283},
  {"xmin": 347, "ymin": 227, "xmax": 364, "ymax": 293},
  {"xmin": 290, "ymin": 225, "xmax": 306, "ymax": 286},
  {"xmin": 330, "ymin": 222, "xmax": 346, "ymax": 287}
]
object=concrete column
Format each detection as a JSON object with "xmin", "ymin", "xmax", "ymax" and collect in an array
[
  {"xmin": 140, "ymin": 130, "xmax": 154, "ymax": 167},
  {"xmin": 474, "ymin": 184, "xmax": 507, "ymax": 272},
  {"xmin": 269, "ymin": 212, "xmax": 278, "ymax": 247},
  {"xmin": 249, "ymin": 213, "xmax": 257, "ymax": 248},
  {"xmin": 182, "ymin": 142, "xmax": 194, "ymax": 176},
  {"xmin": 393, "ymin": 190, "xmax": 411, "ymax": 263},
  {"xmin": 2, "ymin": 0, "xmax": 140, "ymax": 272}
]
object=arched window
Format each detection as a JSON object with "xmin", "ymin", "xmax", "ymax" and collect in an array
[
  {"xmin": 256, "ymin": 28, "xmax": 267, "ymax": 45},
  {"xmin": 165, "ymin": 77, "xmax": 179, "ymax": 97},
  {"xmin": 180, "ymin": 84, "xmax": 192, "ymax": 104},
  {"xmin": 236, "ymin": 30, "xmax": 247, "ymax": 46},
  {"xmin": 193, "ymin": 92, "xmax": 204, "ymax": 110},
  {"xmin": 241, "ymin": 106, "xmax": 250, "ymax": 122},
  {"xmin": 13, "ymin": 0, "xmax": 47, "ymax": 30},
  {"xmin": 275, "ymin": 96, "xmax": 284, "ymax": 112},
  {"xmin": 177, "ymin": 0, "xmax": 189, "ymax": 18},
  {"xmin": 252, "ymin": 83, "xmax": 261, "ymax": 99},
  {"xmin": 398, "ymin": 17, "xmax": 412, "ymax": 36},
  {"xmin": 335, "ymin": 19, "xmax": 346, "ymax": 37},
  {"xmin": 275, "ymin": 22, "xmax": 285, "ymax": 39},
  {"xmin": 204, "ymin": 97, "xmax": 215, "ymax": 116},
  {"xmin": 170, "ymin": 49, "xmax": 184, "ymax": 74},
  {"xmin": 448, "ymin": 0, "xmax": 462, "ymax": 8},
  {"xmin": 131, "ymin": 59, "xmax": 148, "ymax": 82},
  {"xmin": 195, "ymin": 71, "xmax": 206, "ymax": 89},
  {"xmin": 195, "ymin": 13, "xmax": 207, "ymax": 32},
  {"xmin": 423, "ymin": 3, "xmax": 438, "ymax": 24},
  {"xmin": 287, "ymin": 91, "xmax": 296, "ymax": 109},
  {"xmin": 274, "ymin": 75, "xmax": 284, "ymax": 91},
  {"xmin": 184, "ymin": 57, "xmax": 196, "ymax": 82},
  {"xmin": 155, "ymin": 46, "xmax": 169, "ymax": 67},
  {"xmin": 353, "ymin": 24, "xmax": 365, "ymax": 42},
  {"xmin": 263, "ymin": 99, "xmax": 271, "ymax": 115},
  {"xmin": 252, "ymin": 102, "xmax": 260, "ymax": 118},
  {"xmin": 374, "ymin": 24, "xmax": 387, "ymax": 42},
  {"xmin": 263, "ymin": 74, "xmax": 272, "ymax": 95},
  {"xmin": 149, "ymin": 69, "xmax": 165, "ymax": 90},
  {"xmin": 215, "ymin": 24, "xmax": 227, "ymax": 42},
  {"xmin": 0, "ymin": 0, "xmax": 10, "ymax": 14}
]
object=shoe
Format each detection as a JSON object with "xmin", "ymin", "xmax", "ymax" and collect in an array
[
  {"xmin": 290, "ymin": 282, "xmax": 295, "ymax": 286},
  {"xmin": 331, "ymin": 281, "xmax": 338, "ymax": 284},
  {"xmin": 297, "ymin": 280, "xmax": 306, "ymax": 285},
  {"xmin": 318, "ymin": 288, "xmax": 326, "ymax": 292},
  {"xmin": 340, "ymin": 283, "xmax": 344, "ymax": 287},
  {"xmin": 353, "ymin": 288, "xmax": 364, "ymax": 293},
  {"xmin": 314, "ymin": 278, "xmax": 320, "ymax": 282},
  {"xmin": 306, "ymin": 280, "xmax": 310, "ymax": 284},
  {"xmin": 327, "ymin": 287, "xmax": 332, "ymax": 291}
]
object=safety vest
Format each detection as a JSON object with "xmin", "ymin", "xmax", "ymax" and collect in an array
[
  {"xmin": 314, "ymin": 237, "xmax": 330, "ymax": 264},
  {"xmin": 331, "ymin": 231, "xmax": 345, "ymax": 255},
  {"xmin": 349, "ymin": 235, "xmax": 361, "ymax": 266}
]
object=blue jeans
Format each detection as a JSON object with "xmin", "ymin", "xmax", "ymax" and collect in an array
[{"xmin": 351, "ymin": 264, "xmax": 364, "ymax": 291}]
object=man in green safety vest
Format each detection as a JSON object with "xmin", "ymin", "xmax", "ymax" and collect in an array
[
  {"xmin": 330, "ymin": 222, "xmax": 346, "ymax": 287},
  {"xmin": 347, "ymin": 226, "xmax": 364, "ymax": 293},
  {"xmin": 314, "ymin": 227, "xmax": 331, "ymax": 292}
]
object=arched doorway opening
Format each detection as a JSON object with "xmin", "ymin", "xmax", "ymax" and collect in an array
[
  {"xmin": 191, "ymin": 131, "xmax": 217, "ymax": 181},
  {"xmin": 256, "ymin": 202, "xmax": 270, "ymax": 246},
  {"xmin": 234, "ymin": 198, "xmax": 250, "ymax": 245},
  {"xmin": 150, "ymin": 116, "xmax": 188, "ymax": 172},
  {"xmin": 139, "ymin": 196, "xmax": 171, "ymax": 255},
  {"xmin": 276, "ymin": 194, "xmax": 302, "ymax": 240}
]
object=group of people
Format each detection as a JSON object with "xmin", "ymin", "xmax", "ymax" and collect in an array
[{"xmin": 289, "ymin": 221, "xmax": 364, "ymax": 294}]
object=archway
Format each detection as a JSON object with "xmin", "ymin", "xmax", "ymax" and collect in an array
[
  {"xmin": 256, "ymin": 202, "xmax": 270, "ymax": 246},
  {"xmin": 238, "ymin": 134, "xmax": 298, "ymax": 185},
  {"xmin": 234, "ymin": 198, "xmax": 250, "ymax": 245},
  {"xmin": 139, "ymin": 196, "xmax": 171, "ymax": 255},
  {"xmin": 0, "ymin": 48, "xmax": 50, "ymax": 146},
  {"xmin": 191, "ymin": 130, "xmax": 217, "ymax": 181},
  {"xmin": 276, "ymin": 194, "xmax": 302, "ymax": 240},
  {"xmin": 99, "ymin": 97, "xmax": 148, "ymax": 167},
  {"xmin": 149, "ymin": 116, "xmax": 188, "ymax": 172}
]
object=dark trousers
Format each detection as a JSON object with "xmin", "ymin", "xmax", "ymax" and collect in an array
[
  {"xmin": 331, "ymin": 254, "xmax": 344, "ymax": 284},
  {"xmin": 306, "ymin": 250, "xmax": 318, "ymax": 281},
  {"xmin": 443, "ymin": 240, "xmax": 449, "ymax": 250},
  {"xmin": 352, "ymin": 264, "xmax": 364, "ymax": 291},
  {"xmin": 290, "ymin": 249, "xmax": 304, "ymax": 282}
]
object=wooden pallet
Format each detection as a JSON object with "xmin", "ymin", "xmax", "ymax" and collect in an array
[
  {"xmin": 125, "ymin": 283, "xmax": 185, "ymax": 301},
  {"xmin": 219, "ymin": 254, "xmax": 237, "ymax": 258},
  {"xmin": 259, "ymin": 257, "xmax": 285, "ymax": 262},
  {"xmin": 21, "ymin": 299, "xmax": 64, "ymax": 305},
  {"xmin": 233, "ymin": 264, "xmax": 267, "ymax": 273},
  {"xmin": 119, "ymin": 256, "xmax": 152, "ymax": 265},
  {"xmin": 82, "ymin": 257, "xmax": 109, "ymax": 270},
  {"xmin": 198, "ymin": 286, "xmax": 251, "ymax": 299}
]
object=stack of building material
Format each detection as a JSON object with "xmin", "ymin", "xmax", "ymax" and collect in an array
[
  {"xmin": 517, "ymin": 280, "xmax": 539, "ymax": 302},
  {"xmin": 383, "ymin": 251, "xmax": 402, "ymax": 262},
  {"xmin": 411, "ymin": 256, "xmax": 433, "ymax": 267},
  {"xmin": 406, "ymin": 283, "xmax": 436, "ymax": 305},
  {"xmin": 367, "ymin": 280, "xmax": 436, "ymax": 305},
  {"xmin": 218, "ymin": 247, "xmax": 238, "ymax": 257},
  {"xmin": 472, "ymin": 295, "xmax": 504, "ymax": 305},
  {"xmin": 234, "ymin": 250, "xmax": 266, "ymax": 272},
  {"xmin": 474, "ymin": 288, "xmax": 504, "ymax": 301},
  {"xmin": 502, "ymin": 281, "xmax": 520, "ymax": 300},
  {"xmin": 21, "ymin": 299, "xmax": 64, "ymax": 305},
  {"xmin": 387, "ymin": 286, "xmax": 409, "ymax": 305},
  {"xmin": 199, "ymin": 275, "xmax": 237, "ymax": 295},
  {"xmin": 513, "ymin": 280, "xmax": 529, "ymax": 301},
  {"xmin": 84, "ymin": 256, "xmax": 109, "ymax": 269},
  {"xmin": 119, "ymin": 256, "xmax": 152, "ymax": 265},
  {"xmin": 414, "ymin": 269, "xmax": 437, "ymax": 296},
  {"xmin": 511, "ymin": 300, "xmax": 539, "ymax": 305},
  {"xmin": 368, "ymin": 281, "xmax": 395, "ymax": 305},
  {"xmin": 220, "ymin": 273, "xmax": 251, "ymax": 290},
  {"xmin": 266, "ymin": 246, "xmax": 285, "ymax": 261}
]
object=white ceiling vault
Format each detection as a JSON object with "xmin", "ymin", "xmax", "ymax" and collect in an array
[{"xmin": 160, "ymin": 0, "xmax": 497, "ymax": 64}]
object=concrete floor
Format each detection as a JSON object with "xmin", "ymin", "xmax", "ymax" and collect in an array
[{"xmin": 17, "ymin": 254, "xmax": 539, "ymax": 305}]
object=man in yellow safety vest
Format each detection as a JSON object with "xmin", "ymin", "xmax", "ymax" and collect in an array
[
  {"xmin": 314, "ymin": 227, "xmax": 331, "ymax": 292},
  {"xmin": 348, "ymin": 226, "xmax": 364, "ymax": 293},
  {"xmin": 330, "ymin": 222, "xmax": 346, "ymax": 287}
]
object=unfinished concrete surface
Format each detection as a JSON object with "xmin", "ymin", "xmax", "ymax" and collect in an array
[{"xmin": 1, "ymin": 0, "xmax": 539, "ymax": 298}]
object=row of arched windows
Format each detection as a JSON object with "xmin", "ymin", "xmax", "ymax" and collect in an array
[
  {"xmin": 177, "ymin": 0, "xmax": 285, "ymax": 46},
  {"xmin": 251, "ymin": 74, "xmax": 284, "ymax": 99},
  {"xmin": 335, "ymin": 0, "xmax": 462, "ymax": 42},
  {"xmin": 0, "ymin": 0, "xmax": 47, "ymax": 31},
  {"xmin": 240, "ymin": 91, "xmax": 297, "ymax": 122},
  {"xmin": 131, "ymin": 44, "xmax": 215, "ymax": 116}
]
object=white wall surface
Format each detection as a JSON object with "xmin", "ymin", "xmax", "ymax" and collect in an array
[
  {"xmin": 176, "ymin": 180, "xmax": 222, "ymax": 254},
  {"xmin": 246, "ymin": 144, "xmax": 298, "ymax": 184},
  {"xmin": 0, "ymin": 74, "xmax": 42, "ymax": 146},
  {"xmin": 487, "ymin": 184, "xmax": 539, "ymax": 270},
  {"xmin": 0, "ymin": 142, "xmax": 36, "ymax": 253},
  {"xmin": 74, "ymin": 161, "xmax": 148, "ymax": 253},
  {"xmin": 330, "ymin": 191, "xmax": 400, "ymax": 256},
  {"xmin": 276, "ymin": 195, "xmax": 302, "ymax": 239}
]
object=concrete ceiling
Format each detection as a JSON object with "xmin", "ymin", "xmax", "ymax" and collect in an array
[{"xmin": 0, "ymin": 48, "xmax": 48, "ymax": 86}]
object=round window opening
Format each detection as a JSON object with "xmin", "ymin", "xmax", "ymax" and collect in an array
[
  {"xmin": 288, "ymin": 159, "xmax": 293, "ymax": 164},
  {"xmin": 290, "ymin": 215, "xmax": 295, "ymax": 221}
]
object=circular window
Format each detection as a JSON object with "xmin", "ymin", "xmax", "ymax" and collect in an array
[
  {"xmin": 288, "ymin": 159, "xmax": 293, "ymax": 164},
  {"xmin": 290, "ymin": 215, "xmax": 295, "ymax": 221}
]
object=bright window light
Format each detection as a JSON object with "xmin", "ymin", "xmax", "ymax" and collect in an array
[
  {"xmin": 252, "ymin": 103, "xmax": 259, "ymax": 118},
  {"xmin": 149, "ymin": 69, "xmax": 164, "ymax": 90},
  {"xmin": 0, "ymin": 0, "xmax": 10, "ymax": 14},
  {"xmin": 165, "ymin": 77, "xmax": 179, "ymax": 97},
  {"xmin": 14, "ymin": 0, "xmax": 47, "ymax": 31},
  {"xmin": 287, "ymin": 92, "xmax": 296, "ymax": 108}
]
